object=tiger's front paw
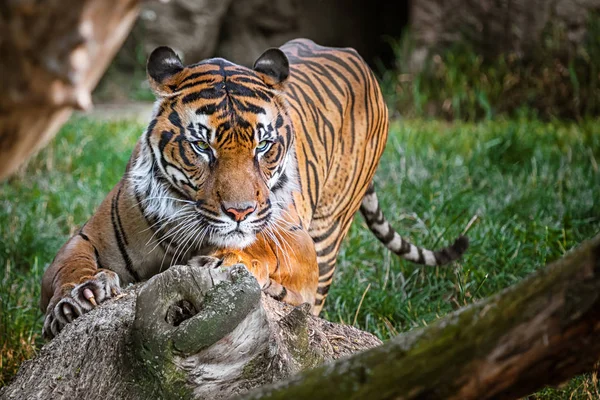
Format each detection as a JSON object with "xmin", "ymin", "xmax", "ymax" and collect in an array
[
  {"xmin": 188, "ymin": 255, "xmax": 245, "ymax": 285},
  {"xmin": 43, "ymin": 269, "xmax": 121, "ymax": 339},
  {"xmin": 189, "ymin": 255, "xmax": 270, "ymax": 288}
]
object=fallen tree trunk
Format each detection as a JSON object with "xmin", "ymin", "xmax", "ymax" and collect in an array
[
  {"xmin": 0, "ymin": 263, "xmax": 381, "ymax": 399},
  {"xmin": 0, "ymin": 0, "xmax": 140, "ymax": 180},
  {"xmin": 240, "ymin": 234, "xmax": 600, "ymax": 400}
]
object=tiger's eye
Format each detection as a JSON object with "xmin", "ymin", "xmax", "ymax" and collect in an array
[
  {"xmin": 257, "ymin": 140, "xmax": 271, "ymax": 151},
  {"xmin": 190, "ymin": 140, "xmax": 210, "ymax": 153},
  {"xmin": 195, "ymin": 141, "xmax": 210, "ymax": 150},
  {"xmin": 191, "ymin": 141, "xmax": 211, "ymax": 155}
]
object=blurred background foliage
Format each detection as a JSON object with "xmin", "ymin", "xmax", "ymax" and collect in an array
[
  {"xmin": 95, "ymin": 1, "xmax": 600, "ymax": 122},
  {"xmin": 383, "ymin": 12, "xmax": 600, "ymax": 120}
]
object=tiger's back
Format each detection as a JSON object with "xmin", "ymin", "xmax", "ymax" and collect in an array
[{"xmin": 281, "ymin": 39, "xmax": 389, "ymax": 309}]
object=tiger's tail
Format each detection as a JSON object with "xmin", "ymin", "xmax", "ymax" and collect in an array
[{"xmin": 359, "ymin": 184, "xmax": 468, "ymax": 266}]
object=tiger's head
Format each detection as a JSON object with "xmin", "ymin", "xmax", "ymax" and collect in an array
[{"xmin": 130, "ymin": 47, "xmax": 297, "ymax": 250}]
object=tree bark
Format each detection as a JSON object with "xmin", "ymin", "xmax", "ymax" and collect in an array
[
  {"xmin": 0, "ymin": 0, "xmax": 140, "ymax": 180},
  {"xmin": 0, "ymin": 263, "xmax": 381, "ymax": 400},
  {"xmin": 239, "ymin": 234, "xmax": 600, "ymax": 400}
]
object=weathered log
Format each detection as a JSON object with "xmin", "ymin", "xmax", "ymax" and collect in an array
[
  {"xmin": 240, "ymin": 234, "xmax": 600, "ymax": 400},
  {"xmin": 0, "ymin": 0, "xmax": 140, "ymax": 180},
  {"xmin": 0, "ymin": 261, "xmax": 381, "ymax": 400}
]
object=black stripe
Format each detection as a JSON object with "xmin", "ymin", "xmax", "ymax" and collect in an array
[
  {"xmin": 303, "ymin": 61, "xmax": 345, "ymax": 109},
  {"xmin": 263, "ymin": 279, "xmax": 272, "ymax": 291},
  {"xmin": 252, "ymin": 211, "xmax": 272, "ymax": 225},
  {"xmin": 288, "ymin": 67, "xmax": 327, "ymax": 106},
  {"xmin": 257, "ymin": 200, "xmax": 272, "ymax": 217},
  {"xmin": 196, "ymin": 103, "xmax": 218, "ymax": 115},
  {"xmin": 316, "ymin": 239, "xmax": 339, "ymax": 258},
  {"xmin": 176, "ymin": 77, "xmax": 217, "ymax": 92},
  {"xmin": 316, "ymin": 108, "xmax": 335, "ymax": 165},
  {"xmin": 79, "ymin": 230, "xmax": 107, "ymax": 270},
  {"xmin": 396, "ymin": 240, "xmax": 411, "ymax": 255},
  {"xmin": 301, "ymin": 147, "xmax": 320, "ymax": 212},
  {"xmin": 272, "ymin": 286, "xmax": 287, "ymax": 301},
  {"xmin": 378, "ymin": 225, "xmax": 395, "ymax": 244},
  {"xmin": 318, "ymin": 274, "xmax": 332, "ymax": 283},
  {"xmin": 182, "ymin": 89, "xmax": 222, "ymax": 104},
  {"xmin": 111, "ymin": 187, "xmax": 140, "ymax": 281},
  {"xmin": 93, "ymin": 245, "xmax": 106, "ymax": 270},
  {"xmin": 417, "ymin": 248, "xmax": 425, "ymax": 264},
  {"xmin": 114, "ymin": 190, "xmax": 129, "ymax": 247},
  {"xmin": 317, "ymin": 285, "xmax": 330, "ymax": 296},
  {"xmin": 198, "ymin": 211, "xmax": 225, "ymax": 225},
  {"xmin": 271, "ymin": 258, "xmax": 280, "ymax": 275},
  {"xmin": 294, "ymin": 49, "xmax": 361, "ymax": 84},
  {"xmin": 317, "ymin": 252, "xmax": 339, "ymax": 270},
  {"xmin": 232, "ymin": 76, "xmax": 267, "ymax": 86},
  {"xmin": 179, "ymin": 70, "xmax": 218, "ymax": 84},
  {"xmin": 372, "ymin": 210, "xmax": 385, "ymax": 225},
  {"xmin": 175, "ymin": 137, "xmax": 195, "ymax": 168},
  {"xmin": 311, "ymin": 219, "xmax": 340, "ymax": 243},
  {"xmin": 433, "ymin": 247, "xmax": 453, "ymax": 265},
  {"xmin": 78, "ymin": 232, "xmax": 90, "ymax": 242}
]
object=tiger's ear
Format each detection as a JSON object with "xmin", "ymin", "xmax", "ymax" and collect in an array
[
  {"xmin": 147, "ymin": 46, "xmax": 184, "ymax": 97},
  {"xmin": 253, "ymin": 48, "xmax": 289, "ymax": 86}
]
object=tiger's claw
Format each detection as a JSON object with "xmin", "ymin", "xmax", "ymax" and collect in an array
[
  {"xmin": 83, "ymin": 288, "xmax": 97, "ymax": 306},
  {"xmin": 43, "ymin": 269, "xmax": 120, "ymax": 339}
]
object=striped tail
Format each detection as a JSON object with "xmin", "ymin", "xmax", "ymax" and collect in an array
[{"xmin": 360, "ymin": 184, "xmax": 468, "ymax": 266}]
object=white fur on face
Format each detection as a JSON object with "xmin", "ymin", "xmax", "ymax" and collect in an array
[
  {"xmin": 129, "ymin": 111, "xmax": 202, "ymax": 260},
  {"xmin": 208, "ymin": 231, "xmax": 257, "ymax": 249},
  {"xmin": 131, "ymin": 104, "xmax": 299, "ymax": 254}
]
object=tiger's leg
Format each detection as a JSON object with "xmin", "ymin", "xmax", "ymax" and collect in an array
[
  {"xmin": 265, "ymin": 224, "xmax": 319, "ymax": 308},
  {"xmin": 41, "ymin": 234, "xmax": 121, "ymax": 338},
  {"xmin": 310, "ymin": 211, "xmax": 358, "ymax": 315},
  {"xmin": 313, "ymin": 258, "xmax": 338, "ymax": 315},
  {"xmin": 207, "ymin": 224, "xmax": 319, "ymax": 310}
]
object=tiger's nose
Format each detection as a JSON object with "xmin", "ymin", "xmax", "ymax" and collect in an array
[{"xmin": 221, "ymin": 201, "xmax": 257, "ymax": 222}]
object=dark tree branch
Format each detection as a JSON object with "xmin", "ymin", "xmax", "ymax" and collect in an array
[{"xmin": 0, "ymin": 0, "xmax": 140, "ymax": 179}]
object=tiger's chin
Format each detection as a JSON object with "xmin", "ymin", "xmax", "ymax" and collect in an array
[{"xmin": 209, "ymin": 230, "xmax": 258, "ymax": 250}]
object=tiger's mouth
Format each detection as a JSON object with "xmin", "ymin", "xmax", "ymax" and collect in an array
[
  {"xmin": 197, "ymin": 207, "xmax": 272, "ymax": 250},
  {"xmin": 218, "ymin": 230, "xmax": 257, "ymax": 249},
  {"xmin": 207, "ymin": 225, "xmax": 260, "ymax": 249}
]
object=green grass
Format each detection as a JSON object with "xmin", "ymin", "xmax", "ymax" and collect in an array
[
  {"xmin": 0, "ymin": 118, "xmax": 141, "ymax": 385},
  {"xmin": 1, "ymin": 116, "xmax": 599, "ymax": 397}
]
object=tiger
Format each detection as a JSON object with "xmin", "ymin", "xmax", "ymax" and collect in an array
[{"xmin": 41, "ymin": 39, "xmax": 468, "ymax": 338}]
